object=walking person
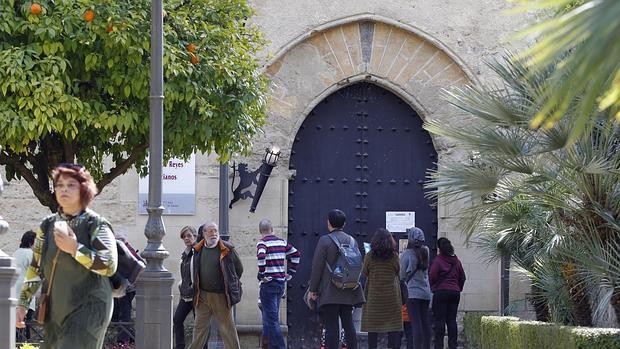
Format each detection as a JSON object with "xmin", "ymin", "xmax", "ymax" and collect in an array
[
  {"xmin": 189, "ymin": 222, "xmax": 243, "ymax": 349},
  {"xmin": 111, "ymin": 230, "xmax": 141, "ymax": 344},
  {"xmin": 173, "ymin": 226, "xmax": 200, "ymax": 349},
  {"xmin": 361, "ymin": 228, "xmax": 403, "ymax": 348},
  {"xmin": 429, "ymin": 238, "xmax": 466, "ymax": 349},
  {"xmin": 308, "ymin": 209, "xmax": 365, "ymax": 349},
  {"xmin": 13, "ymin": 230, "xmax": 37, "ymax": 342},
  {"xmin": 256, "ymin": 218, "xmax": 301, "ymax": 349},
  {"xmin": 400, "ymin": 227, "xmax": 432, "ymax": 349},
  {"xmin": 15, "ymin": 163, "xmax": 118, "ymax": 349}
]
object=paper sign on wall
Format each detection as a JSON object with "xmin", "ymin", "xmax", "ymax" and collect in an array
[
  {"xmin": 138, "ymin": 153, "xmax": 196, "ymax": 215},
  {"xmin": 385, "ymin": 211, "xmax": 415, "ymax": 232}
]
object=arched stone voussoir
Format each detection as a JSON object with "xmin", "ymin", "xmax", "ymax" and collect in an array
[{"xmin": 262, "ymin": 15, "xmax": 475, "ymax": 156}]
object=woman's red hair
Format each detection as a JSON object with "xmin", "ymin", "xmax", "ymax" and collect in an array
[{"xmin": 52, "ymin": 164, "xmax": 98, "ymax": 208}]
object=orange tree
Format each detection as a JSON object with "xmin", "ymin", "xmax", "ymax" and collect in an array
[{"xmin": 0, "ymin": 0, "xmax": 268, "ymax": 211}]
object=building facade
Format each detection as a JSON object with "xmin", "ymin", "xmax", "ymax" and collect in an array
[{"xmin": 0, "ymin": 0, "xmax": 532, "ymax": 345}]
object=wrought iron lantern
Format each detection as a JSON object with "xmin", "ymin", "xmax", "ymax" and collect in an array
[{"xmin": 229, "ymin": 146, "xmax": 281, "ymax": 212}]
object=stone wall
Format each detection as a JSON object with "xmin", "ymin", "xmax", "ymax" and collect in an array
[{"xmin": 0, "ymin": 0, "xmax": 532, "ymax": 327}]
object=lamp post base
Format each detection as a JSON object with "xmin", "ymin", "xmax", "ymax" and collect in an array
[
  {"xmin": 0, "ymin": 255, "xmax": 18, "ymax": 349},
  {"xmin": 135, "ymin": 270, "xmax": 174, "ymax": 349}
]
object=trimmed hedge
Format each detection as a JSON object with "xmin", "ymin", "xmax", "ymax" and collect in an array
[
  {"xmin": 480, "ymin": 316, "xmax": 521, "ymax": 349},
  {"xmin": 463, "ymin": 311, "xmax": 495, "ymax": 349},
  {"xmin": 572, "ymin": 327, "xmax": 620, "ymax": 349},
  {"xmin": 476, "ymin": 316, "xmax": 620, "ymax": 349}
]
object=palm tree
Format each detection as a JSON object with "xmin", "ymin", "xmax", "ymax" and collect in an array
[
  {"xmin": 425, "ymin": 52, "xmax": 620, "ymax": 326},
  {"xmin": 475, "ymin": 197, "xmax": 559, "ymax": 322},
  {"xmin": 514, "ymin": 0, "xmax": 620, "ymax": 142}
]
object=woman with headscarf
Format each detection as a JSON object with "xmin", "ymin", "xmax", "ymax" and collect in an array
[
  {"xmin": 429, "ymin": 238, "xmax": 466, "ymax": 349},
  {"xmin": 16, "ymin": 163, "xmax": 118, "ymax": 349},
  {"xmin": 400, "ymin": 227, "xmax": 431, "ymax": 349},
  {"xmin": 361, "ymin": 228, "xmax": 403, "ymax": 348}
]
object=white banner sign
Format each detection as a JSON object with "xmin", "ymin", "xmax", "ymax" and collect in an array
[
  {"xmin": 385, "ymin": 211, "xmax": 415, "ymax": 232},
  {"xmin": 138, "ymin": 153, "xmax": 196, "ymax": 215}
]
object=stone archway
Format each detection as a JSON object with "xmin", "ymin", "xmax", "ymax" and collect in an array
[
  {"xmin": 262, "ymin": 16, "xmax": 474, "ymax": 155},
  {"xmin": 255, "ymin": 15, "xmax": 474, "ymax": 342}
]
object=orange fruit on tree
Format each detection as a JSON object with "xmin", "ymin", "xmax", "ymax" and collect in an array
[
  {"xmin": 30, "ymin": 3, "xmax": 42, "ymax": 15},
  {"xmin": 190, "ymin": 53, "xmax": 199, "ymax": 65},
  {"xmin": 186, "ymin": 43, "xmax": 196, "ymax": 53},
  {"xmin": 83, "ymin": 9, "xmax": 95, "ymax": 22},
  {"xmin": 106, "ymin": 23, "xmax": 114, "ymax": 33}
]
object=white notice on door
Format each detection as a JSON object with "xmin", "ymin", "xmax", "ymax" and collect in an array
[{"xmin": 385, "ymin": 211, "xmax": 415, "ymax": 232}]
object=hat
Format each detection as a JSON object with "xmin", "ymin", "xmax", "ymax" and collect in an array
[{"xmin": 407, "ymin": 227, "xmax": 425, "ymax": 246}]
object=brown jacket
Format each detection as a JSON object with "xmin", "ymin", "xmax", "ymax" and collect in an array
[{"xmin": 192, "ymin": 239, "xmax": 243, "ymax": 308}]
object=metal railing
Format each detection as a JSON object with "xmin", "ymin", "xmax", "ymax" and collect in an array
[{"xmin": 16, "ymin": 321, "xmax": 135, "ymax": 348}]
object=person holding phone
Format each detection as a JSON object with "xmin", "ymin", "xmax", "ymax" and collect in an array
[{"xmin": 15, "ymin": 163, "xmax": 118, "ymax": 349}]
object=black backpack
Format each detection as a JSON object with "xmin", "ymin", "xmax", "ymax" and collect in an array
[
  {"xmin": 110, "ymin": 238, "xmax": 146, "ymax": 298},
  {"xmin": 325, "ymin": 232, "xmax": 363, "ymax": 290}
]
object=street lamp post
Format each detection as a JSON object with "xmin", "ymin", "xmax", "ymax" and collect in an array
[
  {"xmin": 0, "ymin": 145, "xmax": 18, "ymax": 349},
  {"xmin": 219, "ymin": 162, "xmax": 230, "ymax": 241},
  {"xmin": 135, "ymin": 1, "xmax": 174, "ymax": 348}
]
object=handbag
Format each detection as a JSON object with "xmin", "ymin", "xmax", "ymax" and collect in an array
[
  {"xmin": 303, "ymin": 286, "xmax": 317, "ymax": 310},
  {"xmin": 399, "ymin": 279, "xmax": 409, "ymax": 305},
  {"xmin": 36, "ymin": 249, "xmax": 60, "ymax": 324}
]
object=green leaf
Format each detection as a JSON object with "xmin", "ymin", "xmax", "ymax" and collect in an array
[{"xmin": 0, "ymin": 0, "xmax": 268, "ymax": 213}]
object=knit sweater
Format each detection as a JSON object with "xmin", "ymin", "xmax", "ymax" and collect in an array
[{"xmin": 257, "ymin": 234, "xmax": 300, "ymax": 282}]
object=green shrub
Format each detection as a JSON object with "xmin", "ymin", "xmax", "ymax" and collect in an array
[
  {"xmin": 478, "ymin": 316, "xmax": 620, "ymax": 349},
  {"xmin": 480, "ymin": 316, "xmax": 520, "ymax": 349},
  {"xmin": 515, "ymin": 321, "xmax": 572, "ymax": 349},
  {"xmin": 463, "ymin": 311, "xmax": 495, "ymax": 349},
  {"xmin": 17, "ymin": 344, "xmax": 39, "ymax": 349},
  {"xmin": 571, "ymin": 327, "xmax": 620, "ymax": 349}
]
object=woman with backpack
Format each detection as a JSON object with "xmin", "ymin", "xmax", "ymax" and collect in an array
[
  {"xmin": 15, "ymin": 163, "xmax": 118, "ymax": 349},
  {"xmin": 429, "ymin": 238, "xmax": 466, "ymax": 349},
  {"xmin": 400, "ymin": 227, "xmax": 432, "ymax": 349},
  {"xmin": 361, "ymin": 228, "xmax": 403, "ymax": 348}
]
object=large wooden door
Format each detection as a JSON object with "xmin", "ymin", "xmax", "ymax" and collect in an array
[{"xmin": 286, "ymin": 82, "xmax": 437, "ymax": 346}]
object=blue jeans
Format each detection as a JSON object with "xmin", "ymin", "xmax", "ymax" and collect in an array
[{"xmin": 260, "ymin": 280, "xmax": 286, "ymax": 349}]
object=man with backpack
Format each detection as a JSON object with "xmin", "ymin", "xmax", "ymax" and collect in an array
[{"xmin": 309, "ymin": 209, "xmax": 365, "ymax": 349}]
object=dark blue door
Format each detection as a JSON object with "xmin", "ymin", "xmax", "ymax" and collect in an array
[{"xmin": 286, "ymin": 82, "xmax": 437, "ymax": 346}]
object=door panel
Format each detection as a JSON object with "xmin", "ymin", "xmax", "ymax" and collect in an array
[{"xmin": 287, "ymin": 83, "xmax": 437, "ymax": 346}]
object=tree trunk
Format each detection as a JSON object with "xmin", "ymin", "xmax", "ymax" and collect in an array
[
  {"xmin": 562, "ymin": 262, "xmax": 593, "ymax": 326},
  {"xmin": 529, "ymin": 284, "xmax": 550, "ymax": 322},
  {"xmin": 611, "ymin": 289, "xmax": 620, "ymax": 326}
]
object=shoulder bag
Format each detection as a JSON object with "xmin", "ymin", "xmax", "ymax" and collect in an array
[{"xmin": 36, "ymin": 249, "xmax": 60, "ymax": 324}]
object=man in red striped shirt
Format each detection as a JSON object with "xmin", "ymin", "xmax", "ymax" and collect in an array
[{"xmin": 256, "ymin": 219, "xmax": 300, "ymax": 349}]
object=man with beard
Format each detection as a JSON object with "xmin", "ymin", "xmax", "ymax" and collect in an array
[{"xmin": 189, "ymin": 222, "xmax": 244, "ymax": 349}]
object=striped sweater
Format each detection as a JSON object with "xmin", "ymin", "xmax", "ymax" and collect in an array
[{"xmin": 257, "ymin": 234, "xmax": 300, "ymax": 282}]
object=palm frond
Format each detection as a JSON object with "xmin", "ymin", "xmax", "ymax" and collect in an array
[
  {"xmin": 442, "ymin": 86, "xmax": 530, "ymax": 128},
  {"xmin": 514, "ymin": 0, "xmax": 620, "ymax": 139},
  {"xmin": 425, "ymin": 161, "xmax": 505, "ymax": 202},
  {"xmin": 561, "ymin": 231, "xmax": 620, "ymax": 324},
  {"xmin": 516, "ymin": 259, "xmax": 576, "ymax": 324}
]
